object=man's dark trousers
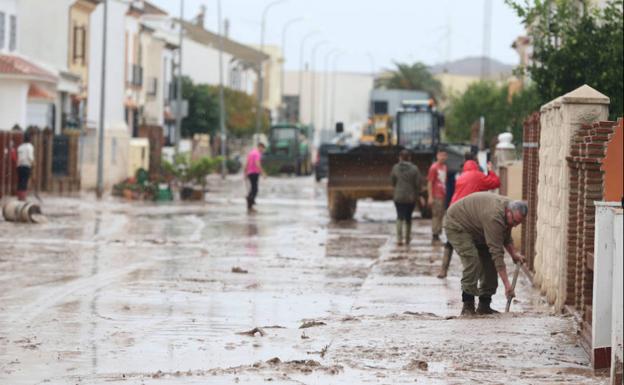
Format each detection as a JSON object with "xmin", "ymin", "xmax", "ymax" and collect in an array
[{"xmin": 247, "ymin": 173, "xmax": 260, "ymax": 209}]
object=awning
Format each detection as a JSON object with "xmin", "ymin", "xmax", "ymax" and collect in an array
[
  {"xmin": 57, "ymin": 71, "xmax": 81, "ymax": 94},
  {"xmin": 28, "ymin": 84, "xmax": 55, "ymax": 101}
]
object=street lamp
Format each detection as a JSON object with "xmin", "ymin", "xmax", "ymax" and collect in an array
[
  {"xmin": 330, "ymin": 52, "xmax": 344, "ymax": 130},
  {"xmin": 297, "ymin": 30, "xmax": 320, "ymax": 120},
  {"xmin": 279, "ymin": 16, "xmax": 303, "ymax": 122},
  {"xmin": 96, "ymin": 0, "xmax": 108, "ymax": 199},
  {"xmin": 217, "ymin": 0, "xmax": 227, "ymax": 179},
  {"xmin": 322, "ymin": 48, "xmax": 340, "ymax": 132},
  {"xmin": 309, "ymin": 40, "xmax": 328, "ymax": 127},
  {"xmin": 255, "ymin": 0, "xmax": 287, "ymax": 139},
  {"xmin": 175, "ymin": 0, "xmax": 184, "ymax": 155}
]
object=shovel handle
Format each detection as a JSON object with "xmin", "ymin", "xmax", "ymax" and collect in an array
[{"xmin": 505, "ymin": 262, "xmax": 521, "ymax": 312}]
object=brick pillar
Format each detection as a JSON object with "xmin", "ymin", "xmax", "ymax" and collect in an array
[
  {"xmin": 521, "ymin": 112, "xmax": 540, "ymax": 271},
  {"xmin": 534, "ymin": 85, "xmax": 609, "ymax": 311}
]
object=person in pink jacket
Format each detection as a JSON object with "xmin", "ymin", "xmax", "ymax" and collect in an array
[{"xmin": 244, "ymin": 142, "xmax": 266, "ymax": 212}]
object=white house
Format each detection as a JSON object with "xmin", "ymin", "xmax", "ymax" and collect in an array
[
  {"xmin": 16, "ymin": 0, "xmax": 82, "ymax": 133},
  {"xmin": 82, "ymin": 0, "xmax": 130, "ymax": 190},
  {"xmin": 181, "ymin": 19, "xmax": 266, "ymax": 97},
  {"xmin": 0, "ymin": 0, "xmax": 59, "ymax": 130}
]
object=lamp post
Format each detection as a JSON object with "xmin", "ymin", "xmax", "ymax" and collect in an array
[
  {"xmin": 297, "ymin": 31, "xmax": 319, "ymax": 121},
  {"xmin": 217, "ymin": 0, "xmax": 226, "ymax": 178},
  {"xmin": 96, "ymin": 0, "xmax": 108, "ymax": 199},
  {"xmin": 255, "ymin": 0, "xmax": 287, "ymax": 139},
  {"xmin": 279, "ymin": 17, "xmax": 303, "ymax": 122},
  {"xmin": 175, "ymin": 0, "xmax": 184, "ymax": 155},
  {"xmin": 309, "ymin": 40, "xmax": 327, "ymax": 127},
  {"xmin": 322, "ymin": 48, "xmax": 340, "ymax": 131},
  {"xmin": 330, "ymin": 52, "xmax": 344, "ymax": 129}
]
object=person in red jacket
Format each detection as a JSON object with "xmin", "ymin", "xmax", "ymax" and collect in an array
[{"xmin": 437, "ymin": 159, "xmax": 501, "ymax": 278}]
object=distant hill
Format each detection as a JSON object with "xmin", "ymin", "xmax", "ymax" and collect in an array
[{"xmin": 429, "ymin": 56, "xmax": 515, "ymax": 78}]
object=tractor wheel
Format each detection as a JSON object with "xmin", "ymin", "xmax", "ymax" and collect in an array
[{"xmin": 328, "ymin": 191, "xmax": 357, "ymax": 220}]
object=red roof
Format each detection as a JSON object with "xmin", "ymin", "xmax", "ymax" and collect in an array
[
  {"xmin": 0, "ymin": 54, "xmax": 57, "ymax": 83},
  {"xmin": 28, "ymin": 84, "xmax": 55, "ymax": 100}
]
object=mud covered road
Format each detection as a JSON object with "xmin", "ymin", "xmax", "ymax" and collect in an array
[{"xmin": 0, "ymin": 176, "xmax": 607, "ymax": 384}]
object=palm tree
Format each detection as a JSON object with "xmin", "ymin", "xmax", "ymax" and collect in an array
[{"xmin": 376, "ymin": 62, "xmax": 443, "ymax": 101}]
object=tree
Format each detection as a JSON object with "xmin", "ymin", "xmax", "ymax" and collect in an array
[
  {"xmin": 506, "ymin": 0, "xmax": 623, "ymax": 119},
  {"xmin": 180, "ymin": 76, "xmax": 267, "ymax": 138},
  {"xmin": 445, "ymin": 81, "xmax": 541, "ymax": 143},
  {"xmin": 376, "ymin": 62, "xmax": 443, "ymax": 100},
  {"xmin": 181, "ymin": 76, "xmax": 219, "ymax": 138}
]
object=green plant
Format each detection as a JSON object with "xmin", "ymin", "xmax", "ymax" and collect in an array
[
  {"xmin": 375, "ymin": 62, "xmax": 443, "ymax": 101},
  {"xmin": 187, "ymin": 156, "xmax": 223, "ymax": 188},
  {"xmin": 506, "ymin": 0, "xmax": 623, "ymax": 119},
  {"xmin": 445, "ymin": 81, "xmax": 541, "ymax": 144}
]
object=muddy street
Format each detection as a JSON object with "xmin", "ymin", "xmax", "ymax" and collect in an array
[{"xmin": 0, "ymin": 176, "xmax": 607, "ymax": 384}]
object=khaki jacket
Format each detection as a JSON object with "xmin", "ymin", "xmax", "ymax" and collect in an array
[
  {"xmin": 391, "ymin": 161, "xmax": 422, "ymax": 204},
  {"xmin": 445, "ymin": 192, "xmax": 512, "ymax": 269}
]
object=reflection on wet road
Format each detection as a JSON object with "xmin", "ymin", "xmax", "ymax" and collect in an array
[{"xmin": 0, "ymin": 176, "xmax": 607, "ymax": 384}]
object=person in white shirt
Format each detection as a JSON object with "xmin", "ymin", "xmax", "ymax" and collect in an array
[{"xmin": 16, "ymin": 133, "xmax": 35, "ymax": 201}]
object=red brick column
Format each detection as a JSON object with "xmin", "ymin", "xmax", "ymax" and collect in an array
[
  {"xmin": 521, "ymin": 112, "xmax": 540, "ymax": 271},
  {"xmin": 566, "ymin": 120, "xmax": 615, "ymax": 363}
]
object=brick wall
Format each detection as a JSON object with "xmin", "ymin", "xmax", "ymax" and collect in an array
[
  {"xmin": 521, "ymin": 112, "xmax": 540, "ymax": 270},
  {"xmin": 566, "ymin": 121, "xmax": 615, "ymax": 354}
]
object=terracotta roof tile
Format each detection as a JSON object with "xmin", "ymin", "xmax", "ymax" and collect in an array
[{"xmin": 0, "ymin": 54, "xmax": 58, "ymax": 83}]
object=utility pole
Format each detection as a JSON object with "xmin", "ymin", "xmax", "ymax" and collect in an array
[
  {"xmin": 218, "ymin": 0, "xmax": 226, "ymax": 179},
  {"xmin": 329, "ymin": 52, "xmax": 343, "ymax": 130},
  {"xmin": 481, "ymin": 0, "xmax": 492, "ymax": 79},
  {"xmin": 309, "ymin": 40, "xmax": 327, "ymax": 127},
  {"xmin": 96, "ymin": 0, "xmax": 108, "ymax": 199},
  {"xmin": 175, "ymin": 0, "xmax": 184, "ymax": 154},
  {"xmin": 297, "ymin": 31, "xmax": 319, "ymax": 121},
  {"xmin": 322, "ymin": 48, "xmax": 339, "ymax": 131},
  {"xmin": 255, "ymin": 0, "xmax": 287, "ymax": 140},
  {"xmin": 279, "ymin": 17, "xmax": 303, "ymax": 122}
]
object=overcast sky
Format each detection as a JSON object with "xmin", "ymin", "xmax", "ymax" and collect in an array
[{"xmin": 150, "ymin": 0, "xmax": 525, "ymax": 73}]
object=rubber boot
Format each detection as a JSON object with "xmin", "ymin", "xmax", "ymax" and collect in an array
[
  {"xmin": 437, "ymin": 243, "xmax": 453, "ymax": 279},
  {"xmin": 476, "ymin": 296, "xmax": 499, "ymax": 315},
  {"xmin": 404, "ymin": 221, "xmax": 412, "ymax": 246},
  {"xmin": 461, "ymin": 301, "xmax": 476, "ymax": 316},
  {"xmin": 396, "ymin": 220, "xmax": 404, "ymax": 245}
]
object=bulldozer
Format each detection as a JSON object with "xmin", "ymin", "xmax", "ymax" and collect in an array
[{"xmin": 327, "ymin": 99, "xmax": 447, "ymax": 220}]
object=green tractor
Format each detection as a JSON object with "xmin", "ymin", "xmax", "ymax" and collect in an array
[{"xmin": 263, "ymin": 123, "xmax": 313, "ymax": 176}]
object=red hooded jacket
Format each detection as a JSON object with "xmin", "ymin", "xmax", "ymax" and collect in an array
[{"xmin": 450, "ymin": 160, "xmax": 501, "ymax": 205}]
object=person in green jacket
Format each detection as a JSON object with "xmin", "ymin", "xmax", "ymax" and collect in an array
[
  {"xmin": 391, "ymin": 150, "xmax": 422, "ymax": 246},
  {"xmin": 444, "ymin": 192, "xmax": 527, "ymax": 315}
]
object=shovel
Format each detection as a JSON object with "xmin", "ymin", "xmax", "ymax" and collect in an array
[{"xmin": 505, "ymin": 262, "xmax": 521, "ymax": 312}]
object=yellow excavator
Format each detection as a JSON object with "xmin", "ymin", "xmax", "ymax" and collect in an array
[{"xmin": 360, "ymin": 115, "xmax": 394, "ymax": 146}]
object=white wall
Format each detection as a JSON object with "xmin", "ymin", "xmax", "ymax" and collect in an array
[
  {"xmin": 87, "ymin": 0, "xmax": 127, "ymax": 131},
  {"xmin": 0, "ymin": 78, "xmax": 27, "ymax": 129},
  {"xmin": 16, "ymin": 0, "xmax": 72, "ymax": 72},
  {"xmin": 82, "ymin": 0, "xmax": 129, "ymax": 190},
  {"xmin": 182, "ymin": 37, "xmax": 228, "ymax": 86},
  {"xmin": 284, "ymin": 70, "xmax": 373, "ymax": 144},
  {"xmin": 0, "ymin": 0, "xmax": 17, "ymax": 52},
  {"xmin": 142, "ymin": 35, "xmax": 165, "ymax": 126},
  {"xmin": 612, "ymin": 210, "xmax": 623, "ymax": 384},
  {"xmin": 592, "ymin": 202, "xmax": 621, "ymax": 350}
]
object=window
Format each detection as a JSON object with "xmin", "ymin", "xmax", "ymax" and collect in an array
[
  {"xmin": 72, "ymin": 25, "xmax": 86, "ymax": 64},
  {"xmin": 398, "ymin": 111, "xmax": 433, "ymax": 148},
  {"xmin": 0, "ymin": 12, "xmax": 5, "ymax": 50},
  {"xmin": 9, "ymin": 15, "xmax": 16, "ymax": 51}
]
